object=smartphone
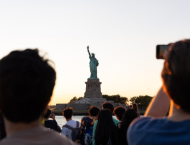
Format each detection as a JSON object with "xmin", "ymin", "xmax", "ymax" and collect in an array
[
  {"xmin": 132, "ymin": 103, "xmax": 137, "ymax": 112},
  {"xmin": 50, "ymin": 114, "xmax": 53, "ymax": 118},
  {"xmin": 156, "ymin": 45, "xmax": 170, "ymax": 59}
]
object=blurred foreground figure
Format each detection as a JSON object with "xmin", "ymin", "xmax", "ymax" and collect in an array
[
  {"xmin": 0, "ymin": 49, "xmax": 77, "ymax": 145},
  {"xmin": 0, "ymin": 113, "xmax": 6, "ymax": 140},
  {"xmin": 128, "ymin": 39, "xmax": 190, "ymax": 145}
]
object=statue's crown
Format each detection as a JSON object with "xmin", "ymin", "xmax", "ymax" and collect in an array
[{"xmin": 91, "ymin": 53, "xmax": 95, "ymax": 55}]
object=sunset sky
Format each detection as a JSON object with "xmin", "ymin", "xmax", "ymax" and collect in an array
[{"xmin": 0, "ymin": 0, "xmax": 190, "ymax": 105}]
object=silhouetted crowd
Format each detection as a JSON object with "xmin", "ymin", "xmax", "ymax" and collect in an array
[
  {"xmin": 0, "ymin": 39, "xmax": 190, "ymax": 145},
  {"xmin": 54, "ymin": 103, "xmax": 138, "ymax": 145}
]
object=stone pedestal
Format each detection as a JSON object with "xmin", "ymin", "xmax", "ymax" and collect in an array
[{"xmin": 84, "ymin": 79, "xmax": 102, "ymax": 98}]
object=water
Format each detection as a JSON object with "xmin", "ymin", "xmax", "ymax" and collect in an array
[
  {"xmin": 55, "ymin": 115, "xmax": 117, "ymax": 127},
  {"xmin": 55, "ymin": 115, "xmax": 144, "ymax": 127},
  {"xmin": 55, "ymin": 116, "xmax": 84, "ymax": 127}
]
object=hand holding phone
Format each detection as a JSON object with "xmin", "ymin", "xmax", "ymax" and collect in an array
[
  {"xmin": 132, "ymin": 103, "xmax": 137, "ymax": 112},
  {"xmin": 51, "ymin": 114, "xmax": 55, "ymax": 120}
]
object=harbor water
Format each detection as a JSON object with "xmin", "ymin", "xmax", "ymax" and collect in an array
[{"xmin": 55, "ymin": 115, "xmax": 117, "ymax": 127}]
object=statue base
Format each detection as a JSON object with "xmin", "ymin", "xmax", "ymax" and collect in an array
[
  {"xmin": 84, "ymin": 79, "xmax": 102, "ymax": 98},
  {"xmin": 88, "ymin": 78, "xmax": 99, "ymax": 80}
]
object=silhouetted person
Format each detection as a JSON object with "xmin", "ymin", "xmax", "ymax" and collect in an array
[
  {"xmin": 76, "ymin": 106, "xmax": 100, "ymax": 145},
  {"xmin": 117, "ymin": 109, "xmax": 138, "ymax": 145},
  {"xmin": 62, "ymin": 107, "xmax": 81, "ymax": 141},
  {"xmin": 113, "ymin": 106, "xmax": 126, "ymax": 121},
  {"xmin": 128, "ymin": 39, "xmax": 190, "ymax": 145},
  {"xmin": 0, "ymin": 49, "xmax": 77, "ymax": 145},
  {"xmin": 95, "ymin": 110, "xmax": 120, "ymax": 145},
  {"xmin": 44, "ymin": 109, "xmax": 61, "ymax": 132},
  {"xmin": 92, "ymin": 102, "xmax": 119, "ymax": 145}
]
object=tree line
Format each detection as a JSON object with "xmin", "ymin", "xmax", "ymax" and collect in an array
[
  {"xmin": 69, "ymin": 95, "xmax": 153, "ymax": 110},
  {"xmin": 102, "ymin": 94, "xmax": 128, "ymax": 104},
  {"xmin": 130, "ymin": 95, "xmax": 153, "ymax": 110},
  {"xmin": 69, "ymin": 96, "xmax": 83, "ymax": 103}
]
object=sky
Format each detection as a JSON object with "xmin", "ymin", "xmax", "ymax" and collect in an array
[{"xmin": 0, "ymin": 0, "xmax": 190, "ymax": 105}]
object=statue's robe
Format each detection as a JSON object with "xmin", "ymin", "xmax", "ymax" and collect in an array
[{"xmin": 89, "ymin": 56, "xmax": 98, "ymax": 79}]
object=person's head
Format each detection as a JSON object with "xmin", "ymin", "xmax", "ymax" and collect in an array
[
  {"xmin": 95, "ymin": 110, "xmax": 119, "ymax": 145},
  {"xmin": 102, "ymin": 102, "xmax": 114, "ymax": 112},
  {"xmin": 44, "ymin": 109, "xmax": 51, "ymax": 119},
  {"xmin": 62, "ymin": 108, "xmax": 73, "ymax": 120},
  {"xmin": 113, "ymin": 106, "xmax": 126, "ymax": 121},
  {"xmin": 91, "ymin": 53, "xmax": 95, "ymax": 58},
  {"xmin": 120, "ymin": 109, "xmax": 138, "ymax": 134},
  {"xmin": 88, "ymin": 106, "xmax": 100, "ymax": 117},
  {"xmin": 0, "ymin": 49, "xmax": 56, "ymax": 123},
  {"xmin": 162, "ymin": 39, "xmax": 190, "ymax": 113}
]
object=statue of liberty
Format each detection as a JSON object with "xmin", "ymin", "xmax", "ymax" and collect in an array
[{"xmin": 87, "ymin": 46, "xmax": 99, "ymax": 79}]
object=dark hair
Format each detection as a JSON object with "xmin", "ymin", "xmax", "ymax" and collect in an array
[
  {"xmin": 102, "ymin": 102, "xmax": 114, "ymax": 112},
  {"xmin": 62, "ymin": 108, "xmax": 73, "ymax": 119},
  {"xmin": 0, "ymin": 113, "xmax": 6, "ymax": 140},
  {"xmin": 120, "ymin": 109, "xmax": 138, "ymax": 135},
  {"xmin": 44, "ymin": 109, "xmax": 51, "ymax": 119},
  {"xmin": 88, "ymin": 106, "xmax": 100, "ymax": 116},
  {"xmin": 162, "ymin": 39, "xmax": 190, "ymax": 113},
  {"xmin": 0, "ymin": 49, "xmax": 56, "ymax": 123},
  {"xmin": 113, "ymin": 106, "xmax": 126, "ymax": 121},
  {"xmin": 95, "ymin": 110, "xmax": 120, "ymax": 145}
]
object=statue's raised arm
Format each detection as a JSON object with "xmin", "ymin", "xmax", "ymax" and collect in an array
[
  {"xmin": 87, "ymin": 46, "xmax": 91, "ymax": 58},
  {"xmin": 86, "ymin": 45, "xmax": 99, "ymax": 79}
]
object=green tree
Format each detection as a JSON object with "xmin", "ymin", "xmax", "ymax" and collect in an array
[
  {"xmin": 130, "ymin": 96, "xmax": 137, "ymax": 103},
  {"xmin": 102, "ymin": 94, "xmax": 128, "ymax": 104},
  {"xmin": 69, "ymin": 96, "xmax": 78, "ymax": 103},
  {"xmin": 68, "ymin": 96, "xmax": 84, "ymax": 103},
  {"xmin": 120, "ymin": 97, "xmax": 128, "ymax": 104},
  {"xmin": 133, "ymin": 95, "xmax": 153, "ymax": 110},
  {"xmin": 69, "ymin": 95, "xmax": 129, "ymax": 104},
  {"xmin": 78, "ymin": 97, "xmax": 83, "ymax": 100}
]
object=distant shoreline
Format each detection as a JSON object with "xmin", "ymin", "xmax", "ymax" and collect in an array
[
  {"xmin": 52, "ymin": 110, "xmax": 145, "ymax": 116},
  {"xmin": 52, "ymin": 110, "xmax": 89, "ymax": 115}
]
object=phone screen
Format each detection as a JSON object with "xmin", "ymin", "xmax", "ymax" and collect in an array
[{"xmin": 156, "ymin": 45, "xmax": 170, "ymax": 59}]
